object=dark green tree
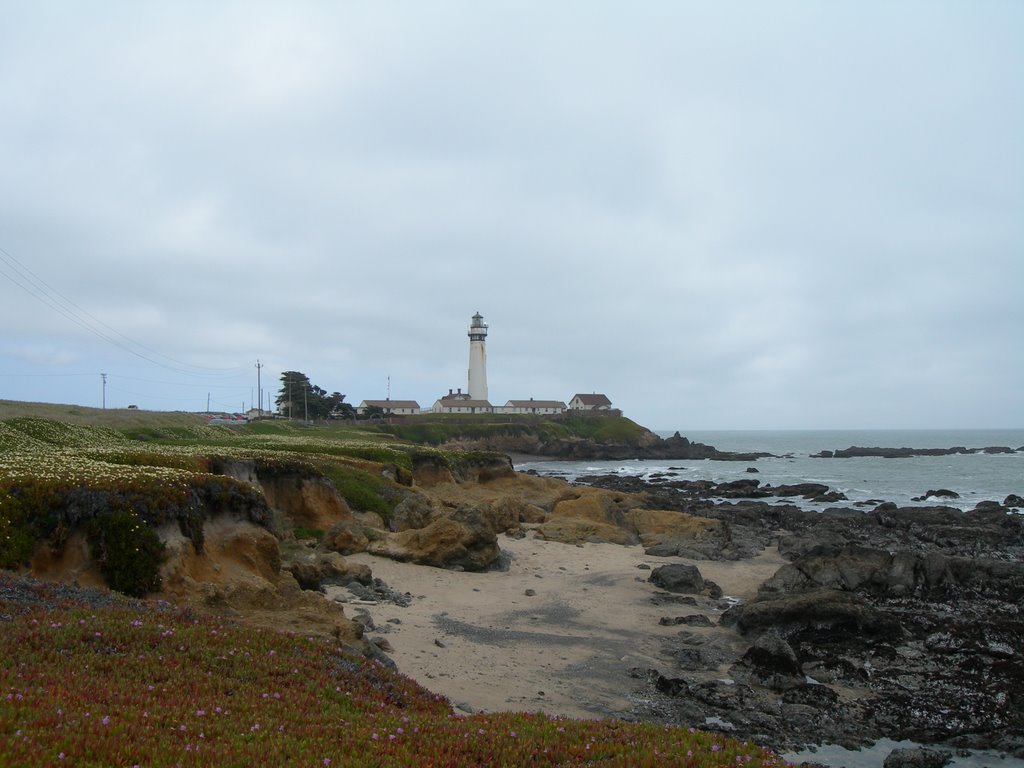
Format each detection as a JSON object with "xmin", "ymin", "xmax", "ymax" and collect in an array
[
  {"xmin": 276, "ymin": 372, "xmax": 351, "ymax": 420},
  {"xmin": 326, "ymin": 392, "xmax": 355, "ymax": 419},
  {"xmin": 276, "ymin": 371, "xmax": 310, "ymax": 418}
]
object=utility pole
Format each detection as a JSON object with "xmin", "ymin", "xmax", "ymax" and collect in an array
[
  {"xmin": 303, "ymin": 384, "xmax": 308, "ymax": 423},
  {"xmin": 101, "ymin": 373, "xmax": 107, "ymax": 409},
  {"xmin": 255, "ymin": 359, "xmax": 263, "ymax": 416}
]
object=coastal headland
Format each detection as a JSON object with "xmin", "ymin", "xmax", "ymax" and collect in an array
[{"xmin": 2, "ymin": 402, "xmax": 1022, "ymax": 765}]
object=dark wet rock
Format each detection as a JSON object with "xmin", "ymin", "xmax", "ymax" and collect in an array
[
  {"xmin": 727, "ymin": 587, "xmax": 899, "ymax": 640},
  {"xmin": 882, "ymin": 746, "xmax": 952, "ymax": 768},
  {"xmin": 781, "ymin": 683, "xmax": 838, "ymax": 708},
  {"xmin": 733, "ymin": 631, "xmax": 804, "ymax": 690},
  {"xmin": 665, "ymin": 644, "xmax": 732, "ymax": 672},
  {"xmin": 659, "ymin": 614, "xmax": 714, "ymax": 627},
  {"xmin": 831, "ymin": 446, "xmax": 971, "ymax": 458},
  {"xmin": 762, "ymin": 546, "xmax": 1024, "ymax": 602},
  {"xmin": 650, "ymin": 593, "xmax": 699, "ymax": 607},
  {"xmin": 911, "ymin": 489, "xmax": 959, "ymax": 501},
  {"xmin": 577, "ymin": 465, "xmax": 1024, "ymax": 754},
  {"xmin": 649, "ymin": 564, "xmax": 722, "ymax": 598}
]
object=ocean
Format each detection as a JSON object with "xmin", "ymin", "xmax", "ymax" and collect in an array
[{"xmin": 515, "ymin": 429, "xmax": 1024, "ymax": 512}]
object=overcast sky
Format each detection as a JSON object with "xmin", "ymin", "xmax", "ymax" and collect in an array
[{"xmin": 1, "ymin": 2, "xmax": 1021, "ymax": 431}]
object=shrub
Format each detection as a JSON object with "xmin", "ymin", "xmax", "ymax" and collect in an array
[
  {"xmin": 86, "ymin": 512, "xmax": 165, "ymax": 597},
  {"xmin": 293, "ymin": 525, "xmax": 325, "ymax": 541}
]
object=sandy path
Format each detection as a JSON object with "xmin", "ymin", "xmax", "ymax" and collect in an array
[{"xmin": 343, "ymin": 531, "xmax": 785, "ymax": 720}]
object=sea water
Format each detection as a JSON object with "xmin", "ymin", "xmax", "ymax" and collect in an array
[{"xmin": 515, "ymin": 429, "xmax": 1024, "ymax": 511}]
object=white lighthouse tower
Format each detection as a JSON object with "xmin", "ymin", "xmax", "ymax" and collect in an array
[{"xmin": 467, "ymin": 311, "xmax": 488, "ymax": 401}]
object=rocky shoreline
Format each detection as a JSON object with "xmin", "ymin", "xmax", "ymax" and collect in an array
[
  {"xmin": 444, "ymin": 426, "xmax": 1023, "ymax": 462},
  {"xmin": 574, "ymin": 471, "xmax": 1024, "ymax": 759}
]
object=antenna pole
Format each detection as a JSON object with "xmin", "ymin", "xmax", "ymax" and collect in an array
[{"xmin": 255, "ymin": 359, "xmax": 263, "ymax": 416}]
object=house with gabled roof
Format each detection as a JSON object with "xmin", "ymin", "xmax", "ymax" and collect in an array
[
  {"xmin": 432, "ymin": 396, "xmax": 493, "ymax": 414},
  {"xmin": 357, "ymin": 399, "xmax": 421, "ymax": 415},
  {"xmin": 501, "ymin": 398, "xmax": 567, "ymax": 415},
  {"xmin": 569, "ymin": 393, "xmax": 613, "ymax": 411}
]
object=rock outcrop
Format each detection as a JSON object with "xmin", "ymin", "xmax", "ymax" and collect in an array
[{"xmin": 367, "ymin": 506, "xmax": 501, "ymax": 571}]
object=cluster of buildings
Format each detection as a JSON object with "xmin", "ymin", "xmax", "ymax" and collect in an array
[{"xmin": 356, "ymin": 312, "xmax": 615, "ymax": 418}]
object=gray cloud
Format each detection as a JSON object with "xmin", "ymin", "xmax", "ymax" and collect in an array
[{"xmin": 1, "ymin": 2, "xmax": 1021, "ymax": 428}]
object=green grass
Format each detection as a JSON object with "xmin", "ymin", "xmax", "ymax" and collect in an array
[
  {"xmin": 0, "ymin": 574, "xmax": 794, "ymax": 767},
  {"xmin": 318, "ymin": 463, "xmax": 399, "ymax": 520},
  {"xmin": 378, "ymin": 414, "xmax": 650, "ymax": 446}
]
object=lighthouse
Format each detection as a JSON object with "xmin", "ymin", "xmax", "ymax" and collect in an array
[{"xmin": 467, "ymin": 311, "xmax": 488, "ymax": 401}]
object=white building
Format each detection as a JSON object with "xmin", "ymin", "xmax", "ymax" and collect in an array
[
  {"xmin": 357, "ymin": 399, "xmax": 421, "ymax": 416},
  {"xmin": 467, "ymin": 311, "xmax": 488, "ymax": 401},
  {"xmin": 432, "ymin": 395, "xmax": 493, "ymax": 414},
  {"xmin": 569, "ymin": 393, "xmax": 613, "ymax": 411},
  {"xmin": 500, "ymin": 399, "xmax": 567, "ymax": 415}
]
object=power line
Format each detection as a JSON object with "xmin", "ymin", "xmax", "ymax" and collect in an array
[
  {"xmin": 0, "ymin": 245, "xmax": 248, "ymax": 378},
  {"xmin": 0, "ymin": 372, "xmax": 98, "ymax": 378}
]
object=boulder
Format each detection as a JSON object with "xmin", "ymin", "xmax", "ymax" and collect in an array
[
  {"xmin": 911, "ymin": 489, "xmax": 960, "ymax": 501},
  {"xmin": 627, "ymin": 509, "xmax": 729, "ymax": 557},
  {"xmin": 659, "ymin": 614, "xmax": 714, "ymax": 627},
  {"xmin": 390, "ymin": 493, "xmax": 436, "ymax": 531},
  {"xmin": 883, "ymin": 747, "xmax": 952, "ymax": 768},
  {"xmin": 519, "ymin": 503, "xmax": 548, "ymax": 524},
  {"xmin": 536, "ymin": 491, "xmax": 640, "ymax": 545},
  {"xmin": 728, "ymin": 587, "xmax": 896, "ymax": 639},
  {"xmin": 480, "ymin": 496, "xmax": 529, "ymax": 534},
  {"xmin": 367, "ymin": 507, "xmax": 500, "ymax": 571},
  {"xmin": 648, "ymin": 564, "xmax": 722, "ymax": 598},
  {"xmin": 534, "ymin": 517, "xmax": 638, "ymax": 546},
  {"xmin": 284, "ymin": 551, "xmax": 372, "ymax": 591},
  {"xmin": 762, "ymin": 546, "xmax": 1024, "ymax": 602},
  {"xmin": 323, "ymin": 520, "xmax": 370, "ymax": 556},
  {"xmin": 733, "ymin": 630, "xmax": 804, "ymax": 690}
]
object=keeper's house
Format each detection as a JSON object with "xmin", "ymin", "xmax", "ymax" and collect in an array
[
  {"xmin": 501, "ymin": 398, "xmax": 567, "ymax": 415},
  {"xmin": 357, "ymin": 399, "xmax": 421, "ymax": 416},
  {"xmin": 569, "ymin": 393, "xmax": 613, "ymax": 412},
  {"xmin": 431, "ymin": 389, "xmax": 492, "ymax": 414}
]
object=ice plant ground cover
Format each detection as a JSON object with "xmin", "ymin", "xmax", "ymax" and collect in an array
[
  {"xmin": 0, "ymin": 417, "xmax": 491, "ymax": 580},
  {"xmin": 0, "ymin": 574, "xmax": 793, "ymax": 767}
]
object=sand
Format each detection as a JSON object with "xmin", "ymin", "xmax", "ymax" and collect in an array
[{"xmin": 343, "ymin": 531, "xmax": 785, "ymax": 720}]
